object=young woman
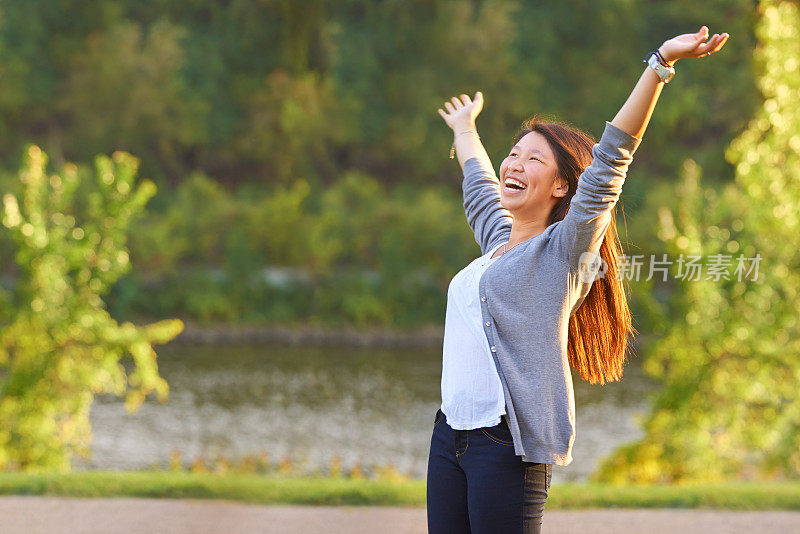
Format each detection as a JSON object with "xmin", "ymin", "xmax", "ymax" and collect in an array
[{"xmin": 428, "ymin": 26, "xmax": 729, "ymax": 533}]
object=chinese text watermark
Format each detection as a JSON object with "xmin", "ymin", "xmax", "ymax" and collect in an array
[{"xmin": 578, "ymin": 252, "xmax": 762, "ymax": 284}]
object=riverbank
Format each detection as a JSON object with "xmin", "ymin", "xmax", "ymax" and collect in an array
[
  {"xmin": 163, "ymin": 320, "xmax": 658, "ymax": 351},
  {"xmin": 169, "ymin": 320, "xmax": 447, "ymax": 349},
  {"xmin": 2, "ymin": 472, "xmax": 798, "ymax": 510}
]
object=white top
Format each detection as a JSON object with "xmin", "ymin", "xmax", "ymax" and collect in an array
[{"xmin": 440, "ymin": 240, "xmax": 507, "ymax": 430}]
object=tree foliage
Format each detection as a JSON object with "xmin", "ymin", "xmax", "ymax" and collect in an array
[
  {"xmin": 593, "ymin": 0, "xmax": 800, "ymax": 483},
  {"xmin": 0, "ymin": 0, "xmax": 758, "ymax": 188},
  {"xmin": 0, "ymin": 0, "xmax": 762, "ymax": 329},
  {"xmin": 0, "ymin": 147, "xmax": 182, "ymax": 471}
]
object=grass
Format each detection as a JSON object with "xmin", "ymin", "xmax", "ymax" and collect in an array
[{"xmin": 0, "ymin": 471, "xmax": 798, "ymax": 509}]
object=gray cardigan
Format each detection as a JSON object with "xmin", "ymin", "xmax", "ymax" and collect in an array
[{"xmin": 463, "ymin": 121, "xmax": 642, "ymax": 466}]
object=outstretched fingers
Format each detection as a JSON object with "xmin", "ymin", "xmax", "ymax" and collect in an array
[
  {"xmin": 437, "ymin": 91, "xmax": 484, "ymax": 128},
  {"xmin": 694, "ymin": 32, "xmax": 729, "ymax": 57},
  {"xmin": 709, "ymin": 33, "xmax": 729, "ymax": 54}
]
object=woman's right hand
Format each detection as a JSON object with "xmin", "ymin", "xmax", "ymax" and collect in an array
[
  {"xmin": 658, "ymin": 25, "xmax": 729, "ymax": 65},
  {"xmin": 437, "ymin": 91, "xmax": 484, "ymax": 132}
]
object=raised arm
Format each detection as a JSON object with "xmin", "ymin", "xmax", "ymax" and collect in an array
[
  {"xmin": 461, "ymin": 155, "xmax": 512, "ymax": 255},
  {"xmin": 439, "ymin": 92, "xmax": 512, "ymax": 255},
  {"xmin": 611, "ymin": 26, "xmax": 729, "ymax": 138},
  {"xmin": 555, "ymin": 26, "xmax": 730, "ymax": 280},
  {"xmin": 438, "ymin": 92, "xmax": 488, "ymax": 169}
]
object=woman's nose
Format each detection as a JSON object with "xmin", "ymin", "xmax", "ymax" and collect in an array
[{"xmin": 510, "ymin": 159, "xmax": 524, "ymax": 172}]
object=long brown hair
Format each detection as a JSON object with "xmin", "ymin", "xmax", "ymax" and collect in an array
[{"xmin": 512, "ymin": 114, "xmax": 637, "ymax": 385}]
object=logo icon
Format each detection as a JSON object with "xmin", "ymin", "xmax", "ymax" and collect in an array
[{"xmin": 578, "ymin": 251, "xmax": 607, "ymax": 283}]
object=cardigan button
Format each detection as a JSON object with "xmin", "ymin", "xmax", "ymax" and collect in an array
[
  {"xmin": 485, "ymin": 321, "xmax": 491, "ymax": 327},
  {"xmin": 490, "ymin": 345, "xmax": 496, "ymax": 352},
  {"xmin": 481, "ymin": 296, "xmax": 487, "ymax": 302}
]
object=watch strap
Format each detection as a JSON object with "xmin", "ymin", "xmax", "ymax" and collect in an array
[{"xmin": 643, "ymin": 51, "xmax": 675, "ymax": 84}]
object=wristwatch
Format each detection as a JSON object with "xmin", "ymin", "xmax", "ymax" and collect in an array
[{"xmin": 643, "ymin": 50, "xmax": 675, "ymax": 84}]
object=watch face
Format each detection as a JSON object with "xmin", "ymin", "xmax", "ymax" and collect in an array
[{"xmin": 648, "ymin": 55, "xmax": 671, "ymax": 82}]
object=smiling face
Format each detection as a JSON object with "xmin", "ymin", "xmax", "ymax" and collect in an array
[{"xmin": 499, "ymin": 131, "xmax": 569, "ymax": 220}]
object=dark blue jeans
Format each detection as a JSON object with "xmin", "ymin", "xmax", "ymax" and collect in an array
[{"xmin": 427, "ymin": 408, "xmax": 552, "ymax": 533}]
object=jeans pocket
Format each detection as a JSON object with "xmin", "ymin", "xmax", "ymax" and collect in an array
[{"xmin": 479, "ymin": 421, "xmax": 514, "ymax": 446}]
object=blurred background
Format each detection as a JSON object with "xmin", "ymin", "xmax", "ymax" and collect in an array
[{"xmin": 0, "ymin": 0, "xmax": 797, "ymax": 487}]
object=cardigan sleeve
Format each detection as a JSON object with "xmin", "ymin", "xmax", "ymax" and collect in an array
[
  {"xmin": 462, "ymin": 155, "xmax": 513, "ymax": 255},
  {"xmin": 553, "ymin": 121, "xmax": 642, "ymax": 280}
]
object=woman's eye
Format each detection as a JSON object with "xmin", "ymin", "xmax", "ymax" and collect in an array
[{"xmin": 530, "ymin": 157, "xmax": 541, "ymax": 162}]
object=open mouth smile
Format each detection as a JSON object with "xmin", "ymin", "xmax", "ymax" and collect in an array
[{"xmin": 503, "ymin": 176, "xmax": 528, "ymax": 194}]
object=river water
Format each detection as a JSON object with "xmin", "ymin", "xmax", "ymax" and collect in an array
[{"xmin": 78, "ymin": 342, "xmax": 658, "ymax": 484}]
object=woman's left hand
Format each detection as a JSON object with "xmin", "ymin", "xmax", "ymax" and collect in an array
[{"xmin": 658, "ymin": 25, "xmax": 729, "ymax": 65}]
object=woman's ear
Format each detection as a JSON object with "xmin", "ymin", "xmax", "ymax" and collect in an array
[{"xmin": 553, "ymin": 176, "xmax": 570, "ymax": 198}]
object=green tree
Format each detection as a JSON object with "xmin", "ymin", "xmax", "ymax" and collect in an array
[
  {"xmin": 0, "ymin": 146, "xmax": 182, "ymax": 471},
  {"xmin": 58, "ymin": 19, "xmax": 208, "ymax": 183},
  {"xmin": 593, "ymin": 0, "xmax": 800, "ymax": 484}
]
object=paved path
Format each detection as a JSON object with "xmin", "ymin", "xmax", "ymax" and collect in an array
[{"xmin": 1, "ymin": 497, "xmax": 799, "ymax": 533}]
